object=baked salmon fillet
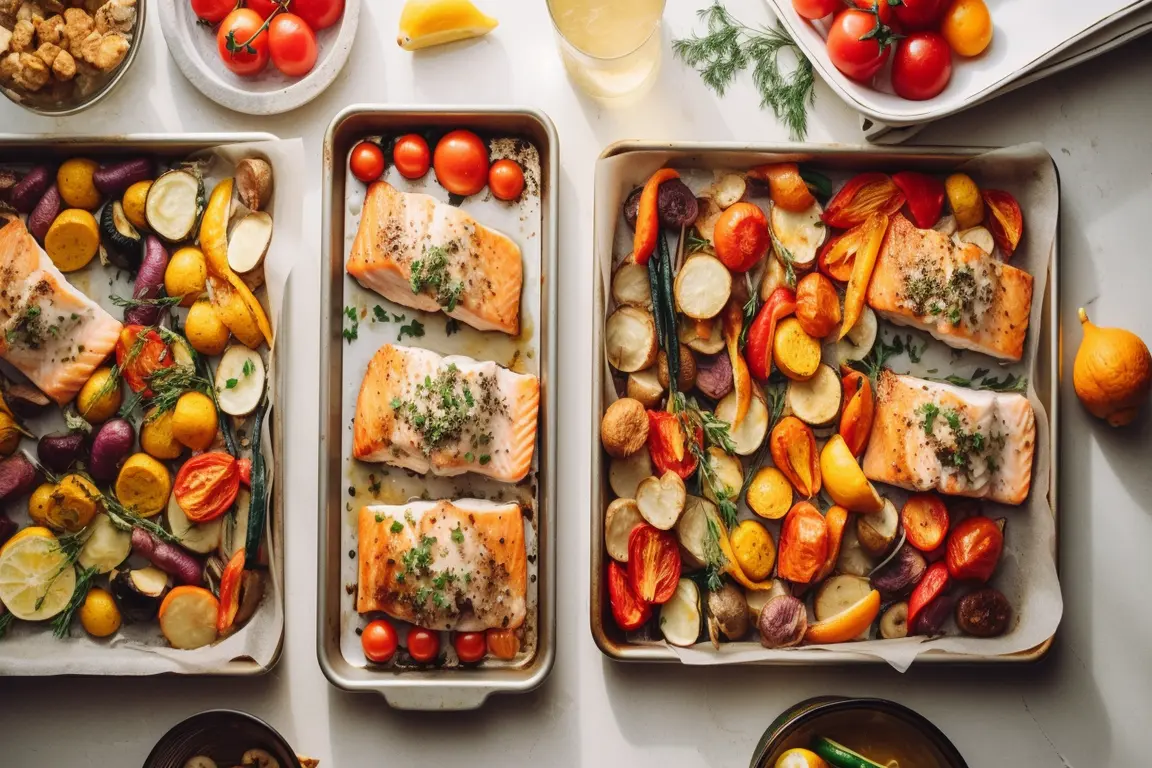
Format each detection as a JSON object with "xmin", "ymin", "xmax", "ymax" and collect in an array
[
  {"xmin": 866, "ymin": 214, "xmax": 1034, "ymax": 362},
  {"xmin": 353, "ymin": 343, "xmax": 539, "ymax": 483},
  {"xmin": 862, "ymin": 371, "xmax": 1035, "ymax": 505},
  {"xmin": 347, "ymin": 181, "xmax": 523, "ymax": 335},
  {"xmin": 0, "ymin": 220, "xmax": 122, "ymax": 406},
  {"xmin": 356, "ymin": 499, "xmax": 527, "ymax": 632}
]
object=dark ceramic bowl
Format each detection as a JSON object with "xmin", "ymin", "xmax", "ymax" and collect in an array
[
  {"xmin": 144, "ymin": 710, "xmax": 302, "ymax": 768},
  {"xmin": 751, "ymin": 696, "xmax": 968, "ymax": 768}
]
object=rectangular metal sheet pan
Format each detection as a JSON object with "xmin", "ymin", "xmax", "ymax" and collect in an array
[
  {"xmin": 0, "ymin": 133, "xmax": 285, "ymax": 676},
  {"xmin": 590, "ymin": 142, "xmax": 1059, "ymax": 664},
  {"xmin": 318, "ymin": 106, "xmax": 557, "ymax": 709}
]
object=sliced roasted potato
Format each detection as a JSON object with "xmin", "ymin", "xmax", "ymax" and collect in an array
[
  {"xmin": 712, "ymin": 174, "xmax": 747, "ymax": 209},
  {"xmin": 227, "ymin": 211, "xmax": 272, "ymax": 275},
  {"xmin": 676, "ymin": 495, "xmax": 719, "ymax": 570},
  {"xmin": 856, "ymin": 497, "xmax": 899, "ymax": 556},
  {"xmin": 660, "ymin": 578, "xmax": 701, "ymax": 647},
  {"xmin": 955, "ymin": 226, "xmax": 994, "ymax": 254},
  {"xmin": 702, "ymin": 447, "xmax": 743, "ymax": 504},
  {"xmin": 604, "ymin": 498, "xmax": 644, "ymax": 562},
  {"xmin": 694, "ymin": 196, "xmax": 723, "ymax": 244},
  {"xmin": 214, "ymin": 345, "xmax": 265, "ymax": 417},
  {"xmin": 773, "ymin": 317, "xmax": 822, "ymax": 381},
  {"xmin": 674, "ymin": 254, "xmax": 731, "ymax": 319},
  {"xmin": 759, "ymin": 251, "xmax": 788, "ymax": 302},
  {"xmin": 678, "ymin": 315, "xmax": 725, "ymax": 355},
  {"xmin": 786, "ymin": 363, "xmax": 842, "ymax": 427},
  {"xmin": 611, "ymin": 258, "xmax": 652, "ymax": 309},
  {"xmin": 836, "ymin": 523, "xmax": 875, "ymax": 577},
  {"xmin": 834, "ymin": 305, "xmax": 878, "ymax": 365},
  {"xmin": 605, "ymin": 306, "xmax": 658, "ymax": 373},
  {"xmin": 715, "ymin": 387, "xmax": 769, "ymax": 455},
  {"xmin": 609, "ymin": 450, "xmax": 654, "ymax": 500},
  {"xmin": 815, "ymin": 574, "xmax": 873, "ymax": 644},
  {"xmin": 626, "ymin": 368, "xmax": 664, "ymax": 409},
  {"xmin": 770, "ymin": 200, "xmax": 825, "ymax": 272},
  {"xmin": 636, "ymin": 471, "xmax": 687, "ymax": 530}
]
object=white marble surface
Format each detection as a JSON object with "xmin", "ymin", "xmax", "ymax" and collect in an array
[{"xmin": 2, "ymin": 1, "xmax": 1151, "ymax": 765}]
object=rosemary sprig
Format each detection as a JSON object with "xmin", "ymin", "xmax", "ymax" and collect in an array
[
  {"xmin": 33, "ymin": 530, "xmax": 85, "ymax": 613},
  {"xmin": 740, "ymin": 273, "xmax": 761, "ymax": 350},
  {"xmin": 108, "ymin": 293, "xmax": 184, "ymax": 312},
  {"xmin": 768, "ymin": 229, "xmax": 797, "ymax": 289},
  {"xmin": 685, "ymin": 230, "xmax": 712, "ymax": 255},
  {"xmin": 51, "ymin": 565, "xmax": 97, "ymax": 638},
  {"xmin": 703, "ymin": 514, "xmax": 727, "ymax": 592},
  {"xmin": 673, "ymin": 3, "xmax": 815, "ymax": 141},
  {"xmin": 101, "ymin": 491, "xmax": 181, "ymax": 544},
  {"xmin": 696, "ymin": 449, "xmax": 739, "ymax": 529},
  {"xmin": 936, "ymin": 368, "xmax": 1029, "ymax": 393},
  {"xmin": 142, "ymin": 365, "xmax": 213, "ymax": 422}
]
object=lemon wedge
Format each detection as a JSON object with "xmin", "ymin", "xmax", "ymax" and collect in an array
[
  {"xmin": 397, "ymin": 0, "xmax": 498, "ymax": 51},
  {"xmin": 820, "ymin": 434, "xmax": 884, "ymax": 514},
  {"xmin": 0, "ymin": 533, "xmax": 76, "ymax": 621}
]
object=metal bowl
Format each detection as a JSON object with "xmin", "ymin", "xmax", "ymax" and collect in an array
[
  {"xmin": 1, "ymin": 0, "xmax": 147, "ymax": 116},
  {"xmin": 143, "ymin": 709, "xmax": 303, "ymax": 768},
  {"xmin": 750, "ymin": 697, "xmax": 969, "ymax": 768}
]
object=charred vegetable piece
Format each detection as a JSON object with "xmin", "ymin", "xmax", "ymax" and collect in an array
[
  {"xmin": 955, "ymin": 588, "xmax": 1012, "ymax": 637},
  {"xmin": 100, "ymin": 200, "xmax": 143, "ymax": 270},
  {"xmin": 110, "ymin": 566, "xmax": 169, "ymax": 622}
]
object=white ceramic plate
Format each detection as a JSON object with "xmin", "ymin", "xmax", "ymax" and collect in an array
[
  {"xmin": 159, "ymin": 0, "xmax": 360, "ymax": 115},
  {"xmin": 764, "ymin": 0, "xmax": 1152, "ymax": 126}
]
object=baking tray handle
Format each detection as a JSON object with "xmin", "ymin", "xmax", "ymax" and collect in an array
[{"xmin": 380, "ymin": 687, "xmax": 494, "ymax": 711}]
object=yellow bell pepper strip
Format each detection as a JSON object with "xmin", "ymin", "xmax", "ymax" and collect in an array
[
  {"xmin": 837, "ymin": 213, "xmax": 888, "ymax": 341},
  {"xmin": 632, "ymin": 168, "xmax": 680, "ymax": 265},
  {"xmin": 722, "ymin": 299, "xmax": 752, "ymax": 427},
  {"xmin": 199, "ymin": 179, "xmax": 273, "ymax": 347}
]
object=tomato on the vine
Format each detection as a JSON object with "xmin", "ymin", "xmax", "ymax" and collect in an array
[
  {"xmin": 392, "ymin": 134, "xmax": 431, "ymax": 180},
  {"xmin": 892, "ymin": 31, "xmax": 953, "ymax": 100},
  {"xmin": 453, "ymin": 632, "xmax": 487, "ymax": 663},
  {"xmin": 853, "ymin": 0, "xmax": 899, "ymax": 28},
  {"xmin": 216, "ymin": 8, "xmax": 270, "ymax": 77},
  {"xmin": 191, "ymin": 0, "xmax": 234, "ymax": 24},
  {"xmin": 893, "ymin": 0, "xmax": 948, "ymax": 31},
  {"xmin": 407, "ymin": 628, "xmax": 440, "ymax": 663},
  {"xmin": 246, "ymin": 0, "xmax": 285, "ymax": 19},
  {"xmin": 349, "ymin": 141, "xmax": 385, "ymax": 183},
  {"xmin": 268, "ymin": 13, "xmax": 318, "ymax": 77},
  {"xmin": 360, "ymin": 619, "xmax": 398, "ymax": 663},
  {"xmin": 792, "ymin": 0, "xmax": 839, "ymax": 20},
  {"xmin": 292, "ymin": 0, "xmax": 344, "ymax": 30},
  {"xmin": 825, "ymin": 9, "xmax": 894, "ymax": 83}
]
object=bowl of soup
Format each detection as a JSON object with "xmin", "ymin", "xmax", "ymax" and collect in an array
[{"xmin": 751, "ymin": 697, "xmax": 968, "ymax": 768}]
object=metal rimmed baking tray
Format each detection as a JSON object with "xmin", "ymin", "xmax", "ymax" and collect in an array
[
  {"xmin": 0, "ymin": 133, "xmax": 285, "ymax": 676},
  {"xmin": 591, "ymin": 142, "xmax": 1059, "ymax": 664},
  {"xmin": 318, "ymin": 105, "xmax": 557, "ymax": 709}
]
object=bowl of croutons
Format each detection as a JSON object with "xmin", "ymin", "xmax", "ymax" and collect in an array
[{"xmin": 0, "ymin": 0, "xmax": 145, "ymax": 115}]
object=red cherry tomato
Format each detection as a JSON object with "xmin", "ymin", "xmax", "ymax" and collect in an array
[
  {"xmin": 392, "ymin": 134, "xmax": 431, "ymax": 180},
  {"xmin": 826, "ymin": 9, "xmax": 892, "ymax": 82},
  {"xmin": 853, "ymin": 0, "xmax": 898, "ymax": 27},
  {"xmin": 488, "ymin": 159, "xmax": 525, "ymax": 201},
  {"xmin": 407, "ymin": 628, "xmax": 440, "ymax": 663},
  {"xmin": 245, "ymin": 0, "xmax": 285, "ymax": 18},
  {"xmin": 216, "ymin": 9, "xmax": 270, "ymax": 77},
  {"xmin": 433, "ymin": 129, "xmax": 489, "ymax": 197},
  {"xmin": 268, "ymin": 13, "xmax": 318, "ymax": 77},
  {"xmin": 453, "ymin": 632, "xmax": 487, "ymax": 663},
  {"xmin": 292, "ymin": 0, "xmax": 344, "ymax": 30},
  {"xmin": 792, "ymin": 0, "xmax": 839, "ymax": 20},
  {"xmin": 191, "ymin": 0, "xmax": 235, "ymax": 24},
  {"xmin": 892, "ymin": 31, "xmax": 953, "ymax": 100},
  {"xmin": 360, "ymin": 619, "xmax": 398, "ymax": 663},
  {"xmin": 893, "ymin": 0, "xmax": 948, "ymax": 31},
  {"xmin": 349, "ymin": 141, "xmax": 385, "ymax": 183}
]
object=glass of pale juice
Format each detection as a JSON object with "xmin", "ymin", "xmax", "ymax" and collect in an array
[{"xmin": 546, "ymin": 0, "xmax": 667, "ymax": 101}]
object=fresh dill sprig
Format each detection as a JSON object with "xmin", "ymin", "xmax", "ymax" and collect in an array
[
  {"xmin": 51, "ymin": 565, "xmax": 98, "ymax": 638},
  {"xmin": 673, "ymin": 3, "xmax": 815, "ymax": 141}
]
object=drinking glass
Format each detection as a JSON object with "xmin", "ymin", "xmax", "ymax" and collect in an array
[{"xmin": 546, "ymin": 0, "xmax": 667, "ymax": 101}]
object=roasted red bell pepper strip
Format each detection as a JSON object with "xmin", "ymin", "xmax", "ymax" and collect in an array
[
  {"xmin": 237, "ymin": 457, "xmax": 252, "ymax": 488},
  {"xmin": 908, "ymin": 560, "xmax": 950, "ymax": 633},
  {"xmin": 608, "ymin": 560, "xmax": 651, "ymax": 631},
  {"xmin": 647, "ymin": 410, "xmax": 700, "ymax": 479},
  {"xmin": 632, "ymin": 168, "xmax": 680, "ymax": 265},
  {"xmin": 217, "ymin": 548, "xmax": 245, "ymax": 633},
  {"xmin": 838, "ymin": 213, "xmax": 888, "ymax": 341},
  {"xmin": 892, "ymin": 171, "xmax": 945, "ymax": 229},
  {"xmin": 823, "ymin": 172, "xmax": 905, "ymax": 229},
  {"xmin": 745, "ymin": 287, "xmax": 796, "ymax": 381}
]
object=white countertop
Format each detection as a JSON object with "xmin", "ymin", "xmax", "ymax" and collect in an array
[{"xmin": 3, "ymin": 1, "xmax": 1151, "ymax": 766}]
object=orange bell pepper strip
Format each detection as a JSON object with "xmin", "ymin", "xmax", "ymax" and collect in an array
[
  {"xmin": 745, "ymin": 287, "xmax": 796, "ymax": 381},
  {"xmin": 217, "ymin": 548, "xmax": 246, "ymax": 633},
  {"xmin": 632, "ymin": 168, "xmax": 680, "ymax": 265},
  {"xmin": 837, "ymin": 213, "xmax": 888, "ymax": 341},
  {"xmin": 838, "ymin": 366, "xmax": 875, "ymax": 456},
  {"xmin": 814, "ymin": 505, "xmax": 850, "ymax": 582},
  {"xmin": 721, "ymin": 300, "xmax": 751, "ymax": 427},
  {"xmin": 747, "ymin": 163, "xmax": 816, "ymax": 212},
  {"xmin": 822, "ymin": 173, "xmax": 905, "ymax": 229}
]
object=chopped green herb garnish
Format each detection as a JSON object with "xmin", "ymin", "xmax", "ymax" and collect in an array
[
  {"xmin": 409, "ymin": 244, "xmax": 465, "ymax": 311},
  {"xmin": 451, "ymin": 524, "xmax": 464, "ymax": 544},
  {"xmin": 373, "ymin": 305, "xmax": 387, "ymax": 322},
  {"xmin": 478, "ymin": 454, "xmax": 491, "ymax": 465},
  {"xmin": 397, "ymin": 319, "xmax": 425, "ymax": 341},
  {"xmin": 375, "ymin": 513, "xmax": 385, "ymax": 523},
  {"xmin": 225, "ymin": 378, "xmax": 238, "ymax": 389},
  {"xmin": 390, "ymin": 520, "xmax": 404, "ymax": 534},
  {"xmin": 342, "ymin": 305, "xmax": 359, "ymax": 343}
]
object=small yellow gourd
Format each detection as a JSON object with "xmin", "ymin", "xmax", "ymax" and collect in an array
[
  {"xmin": 44, "ymin": 209, "xmax": 100, "ymax": 272},
  {"xmin": 1073, "ymin": 307, "xmax": 1152, "ymax": 427}
]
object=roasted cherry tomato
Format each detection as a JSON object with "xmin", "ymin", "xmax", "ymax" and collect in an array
[
  {"xmin": 292, "ymin": 0, "xmax": 344, "ymax": 30},
  {"xmin": 115, "ymin": 325, "xmax": 174, "ymax": 397},
  {"xmin": 893, "ymin": 0, "xmax": 948, "ymax": 31},
  {"xmin": 216, "ymin": 9, "xmax": 270, "ymax": 77},
  {"xmin": 826, "ymin": 9, "xmax": 893, "ymax": 82},
  {"xmin": 349, "ymin": 141, "xmax": 385, "ymax": 183},
  {"xmin": 793, "ymin": 0, "xmax": 840, "ymax": 20},
  {"xmin": 453, "ymin": 632, "xmax": 487, "ymax": 663},
  {"xmin": 245, "ymin": 0, "xmax": 284, "ymax": 18},
  {"xmin": 268, "ymin": 13, "xmax": 318, "ymax": 77},
  {"xmin": 433, "ymin": 129, "xmax": 489, "ymax": 196},
  {"xmin": 173, "ymin": 452, "xmax": 241, "ymax": 523},
  {"xmin": 607, "ymin": 560, "xmax": 651, "ymax": 631},
  {"xmin": 191, "ymin": 0, "xmax": 235, "ymax": 23},
  {"xmin": 361, "ymin": 619, "xmax": 398, "ymax": 663},
  {"xmin": 946, "ymin": 516, "xmax": 1004, "ymax": 582},
  {"xmin": 407, "ymin": 628, "xmax": 440, "ymax": 663},
  {"xmin": 486, "ymin": 628, "xmax": 520, "ymax": 660},
  {"xmin": 488, "ymin": 159, "xmax": 525, "ymax": 201},
  {"xmin": 392, "ymin": 134, "xmax": 431, "ymax": 180},
  {"xmin": 940, "ymin": 0, "xmax": 992, "ymax": 56},
  {"xmin": 892, "ymin": 31, "xmax": 953, "ymax": 100},
  {"xmin": 712, "ymin": 202, "xmax": 770, "ymax": 273}
]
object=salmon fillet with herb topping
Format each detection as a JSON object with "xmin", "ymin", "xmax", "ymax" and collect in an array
[
  {"xmin": 353, "ymin": 343, "xmax": 539, "ymax": 483},
  {"xmin": 0, "ymin": 219, "xmax": 122, "ymax": 406},
  {"xmin": 347, "ymin": 180, "xmax": 523, "ymax": 335},
  {"xmin": 356, "ymin": 498, "xmax": 527, "ymax": 632},
  {"xmin": 866, "ymin": 214, "xmax": 1034, "ymax": 362},
  {"xmin": 862, "ymin": 370, "xmax": 1036, "ymax": 505}
]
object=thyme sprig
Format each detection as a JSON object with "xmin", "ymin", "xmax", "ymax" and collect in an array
[
  {"xmin": 703, "ymin": 515, "xmax": 727, "ymax": 592},
  {"xmin": 101, "ymin": 491, "xmax": 181, "ymax": 544},
  {"xmin": 673, "ymin": 3, "xmax": 815, "ymax": 141},
  {"xmin": 108, "ymin": 294, "xmax": 184, "ymax": 312},
  {"xmin": 768, "ymin": 229, "xmax": 798, "ymax": 289},
  {"xmin": 671, "ymin": 393, "xmax": 739, "ymax": 528}
]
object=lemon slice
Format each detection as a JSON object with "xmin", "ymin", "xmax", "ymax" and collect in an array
[
  {"xmin": 0, "ymin": 534, "xmax": 76, "ymax": 621},
  {"xmin": 0, "ymin": 526, "xmax": 54, "ymax": 557},
  {"xmin": 397, "ymin": 0, "xmax": 498, "ymax": 51}
]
